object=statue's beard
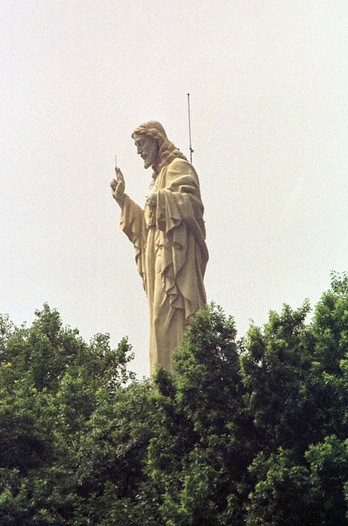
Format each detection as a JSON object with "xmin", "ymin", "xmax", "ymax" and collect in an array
[{"xmin": 143, "ymin": 154, "xmax": 158, "ymax": 170}]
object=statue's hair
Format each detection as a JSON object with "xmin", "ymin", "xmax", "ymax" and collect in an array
[{"xmin": 132, "ymin": 120, "xmax": 187, "ymax": 173}]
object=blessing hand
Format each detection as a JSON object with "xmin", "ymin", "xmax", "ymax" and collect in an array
[{"xmin": 110, "ymin": 168, "xmax": 126, "ymax": 208}]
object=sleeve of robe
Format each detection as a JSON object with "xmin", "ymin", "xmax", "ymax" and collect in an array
[
  {"xmin": 155, "ymin": 158, "xmax": 209, "ymax": 319},
  {"xmin": 119, "ymin": 194, "xmax": 147, "ymax": 291}
]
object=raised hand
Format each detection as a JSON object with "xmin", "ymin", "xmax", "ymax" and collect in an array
[{"xmin": 110, "ymin": 167, "xmax": 126, "ymax": 208}]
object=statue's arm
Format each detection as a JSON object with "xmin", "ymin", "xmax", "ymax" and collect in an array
[{"xmin": 110, "ymin": 167, "xmax": 144, "ymax": 241}]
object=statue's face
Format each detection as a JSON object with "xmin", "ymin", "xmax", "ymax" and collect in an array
[{"xmin": 133, "ymin": 134, "xmax": 159, "ymax": 169}]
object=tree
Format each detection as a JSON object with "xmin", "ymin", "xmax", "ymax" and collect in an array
[
  {"xmin": 242, "ymin": 274, "xmax": 348, "ymax": 525},
  {"xmin": 1, "ymin": 274, "xmax": 348, "ymax": 524},
  {"xmin": 142, "ymin": 305, "xmax": 251, "ymax": 525},
  {"xmin": 0, "ymin": 304, "xmax": 136, "ymax": 525}
]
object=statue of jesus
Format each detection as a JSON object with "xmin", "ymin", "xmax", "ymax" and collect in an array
[{"xmin": 110, "ymin": 121, "xmax": 208, "ymax": 374}]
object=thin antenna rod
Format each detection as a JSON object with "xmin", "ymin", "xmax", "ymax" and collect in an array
[{"xmin": 187, "ymin": 93, "xmax": 194, "ymax": 163}]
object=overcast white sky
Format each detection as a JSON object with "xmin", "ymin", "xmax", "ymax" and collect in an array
[{"xmin": 1, "ymin": 0, "xmax": 347, "ymax": 377}]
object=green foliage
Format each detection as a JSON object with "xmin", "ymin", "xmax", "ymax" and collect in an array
[
  {"xmin": 146, "ymin": 306, "xmax": 250, "ymax": 526},
  {"xmin": 242, "ymin": 274, "xmax": 348, "ymax": 525},
  {"xmin": 0, "ymin": 304, "xmax": 137, "ymax": 525},
  {"xmin": 241, "ymin": 301, "xmax": 313, "ymax": 453},
  {"xmin": 1, "ymin": 276, "xmax": 348, "ymax": 524}
]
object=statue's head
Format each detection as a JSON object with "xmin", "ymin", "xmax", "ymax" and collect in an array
[
  {"xmin": 132, "ymin": 121, "xmax": 186, "ymax": 173},
  {"xmin": 132, "ymin": 122, "xmax": 162, "ymax": 170}
]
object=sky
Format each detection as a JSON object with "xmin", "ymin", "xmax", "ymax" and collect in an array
[{"xmin": 1, "ymin": 0, "xmax": 347, "ymax": 378}]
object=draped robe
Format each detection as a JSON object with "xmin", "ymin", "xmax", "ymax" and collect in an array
[{"xmin": 120, "ymin": 157, "xmax": 208, "ymax": 374}]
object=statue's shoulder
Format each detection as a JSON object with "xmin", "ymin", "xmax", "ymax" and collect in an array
[
  {"xmin": 164, "ymin": 158, "xmax": 199, "ymax": 191},
  {"xmin": 167, "ymin": 157, "xmax": 195, "ymax": 174}
]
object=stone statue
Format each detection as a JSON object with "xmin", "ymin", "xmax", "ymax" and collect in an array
[{"xmin": 110, "ymin": 121, "xmax": 208, "ymax": 374}]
